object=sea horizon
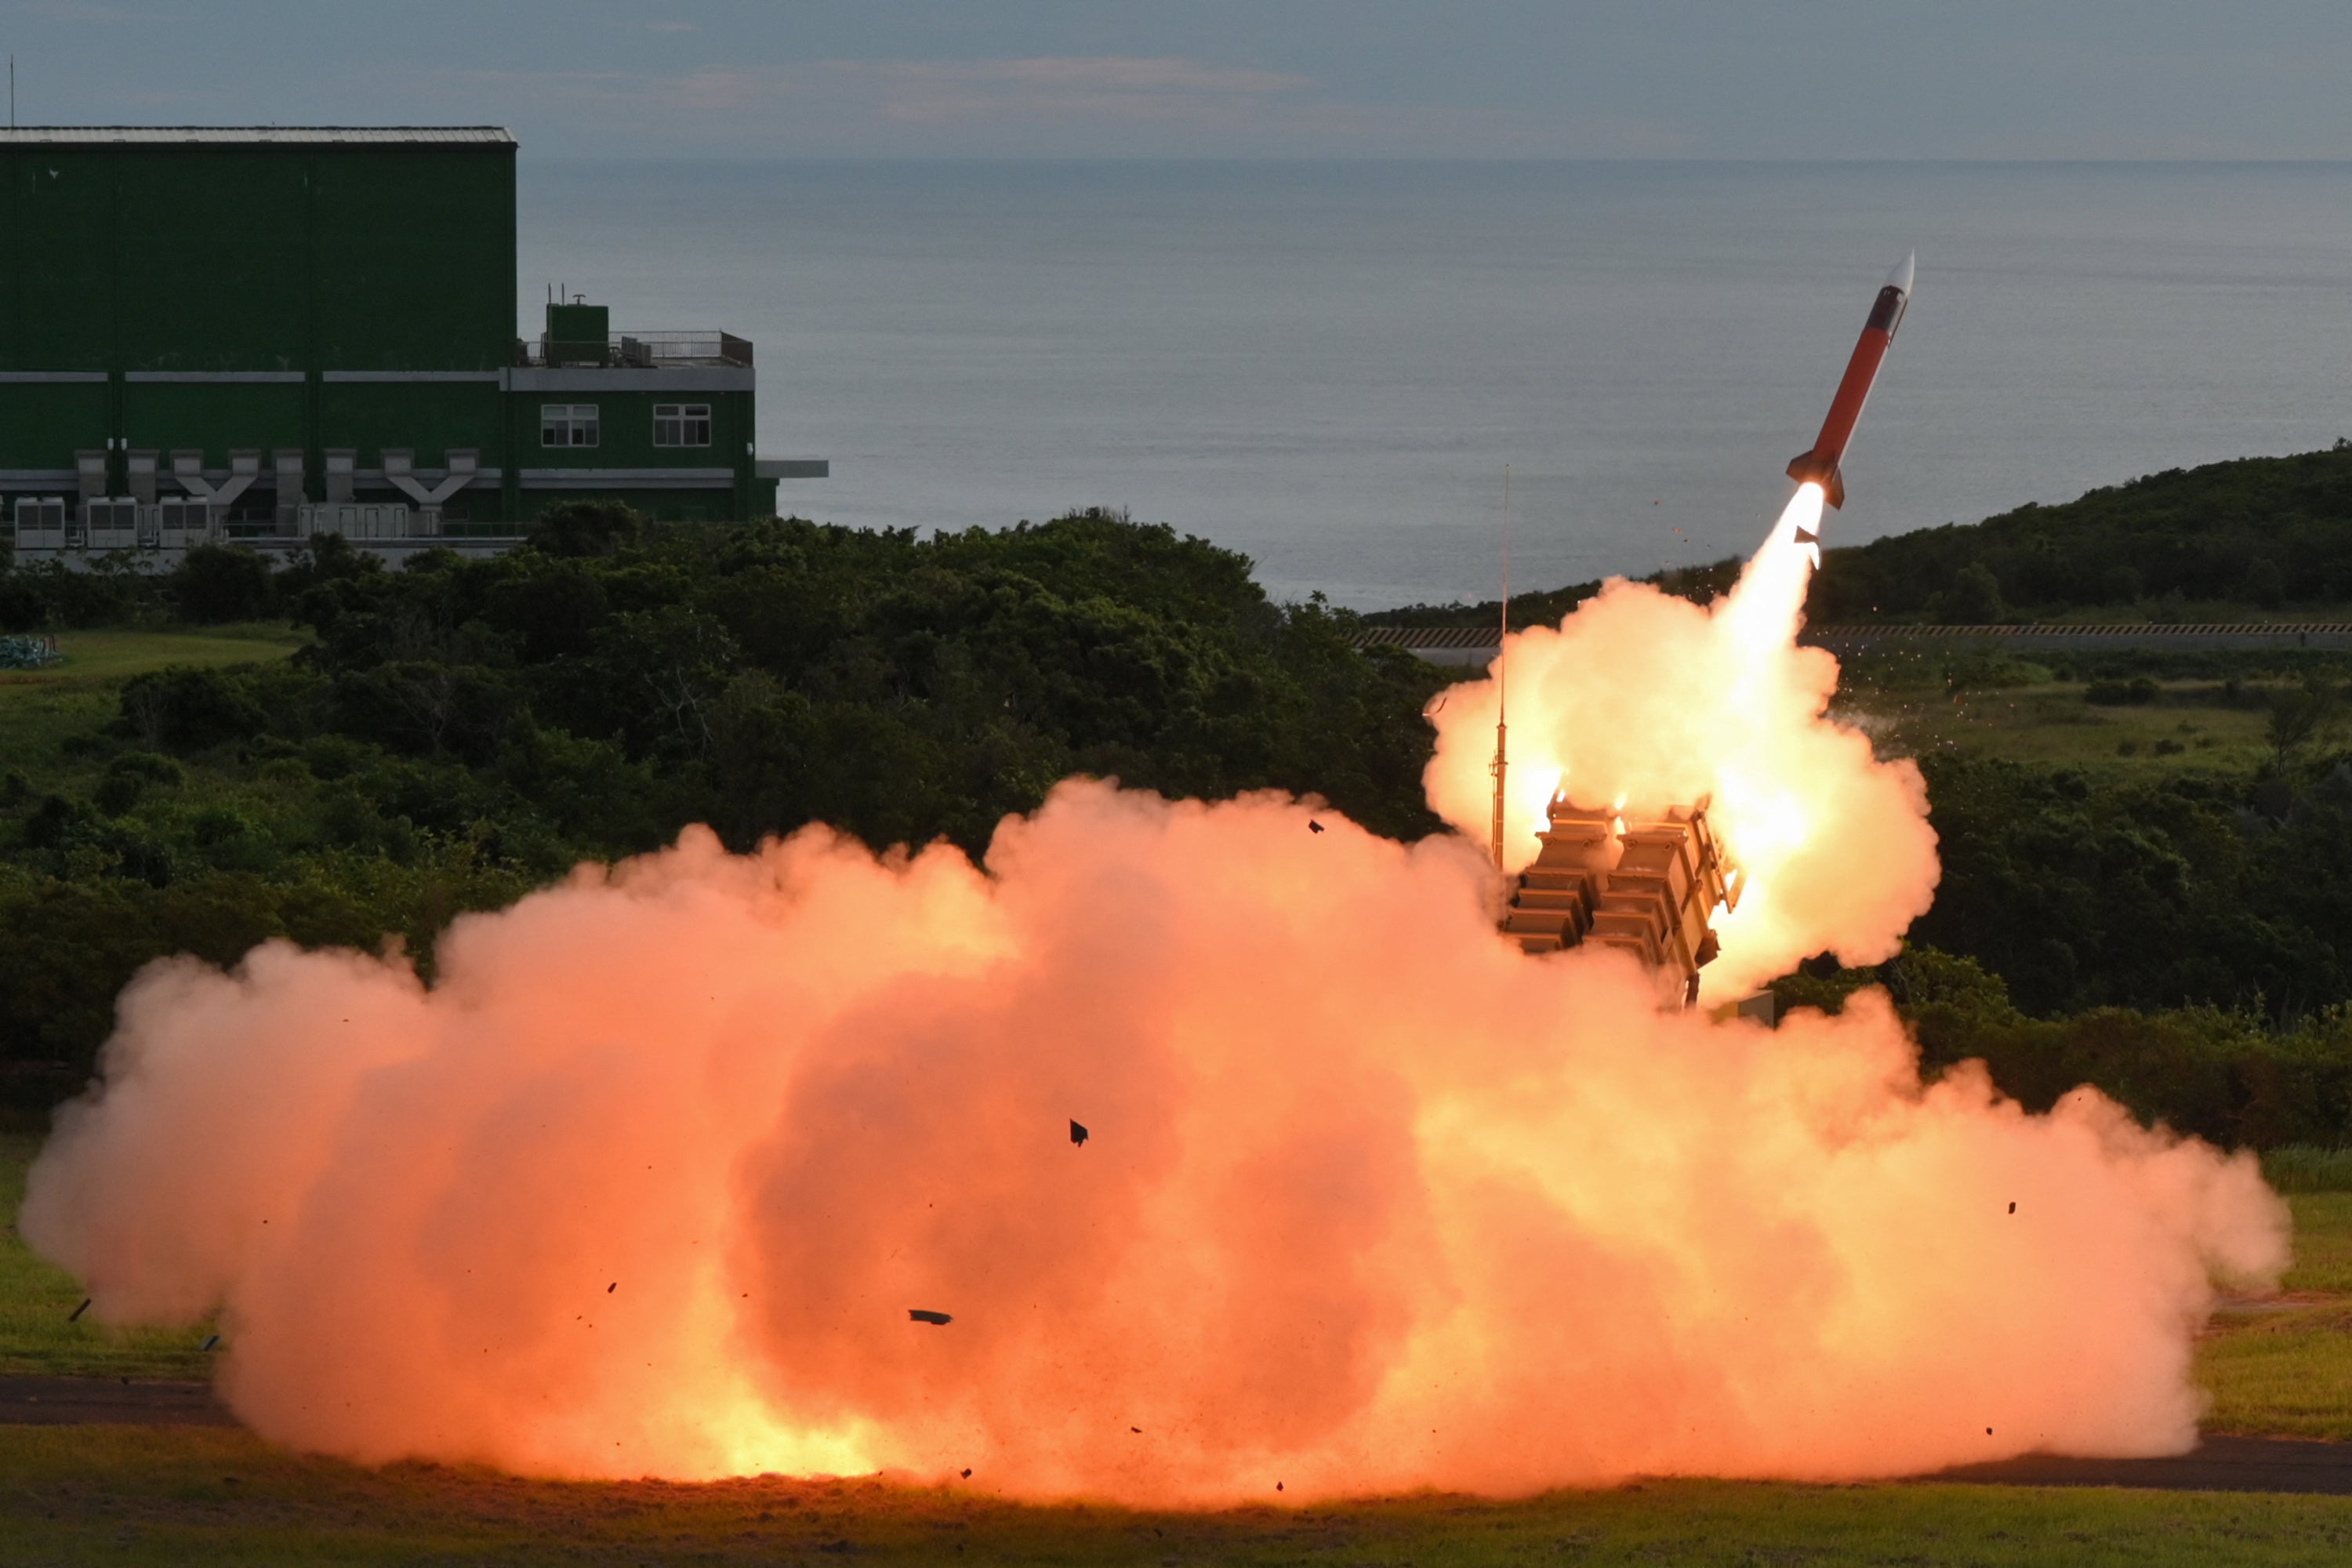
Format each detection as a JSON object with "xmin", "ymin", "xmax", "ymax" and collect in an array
[{"xmin": 517, "ymin": 158, "xmax": 2352, "ymax": 607}]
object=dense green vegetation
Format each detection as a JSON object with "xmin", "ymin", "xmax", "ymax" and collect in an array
[
  {"xmin": 1807, "ymin": 443, "xmax": 2352, "ymax": 623},
  {"xmin": 1359, "ymin": 555, "xmax": 1744, "ymax": 629},
  {"xmin": 0, "ymin": 509, "xmax": 1442, "ymax": 1108},
  {"xmin": 17, "ymin": 460, "xmax": 2352, "ymax": 1152}
]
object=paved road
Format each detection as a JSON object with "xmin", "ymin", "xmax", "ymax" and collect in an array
[
  {"xmin": 1927, "ymin": 1436, "xmax": 2352, "ymax": 1495},
  {"xmin": 4, "ymin": 1377, "xmax": 2347, "ymax": 1494},
  {"xmin": 0, "ymin": 1374, "xmax": 232, "ymax": 1426}
]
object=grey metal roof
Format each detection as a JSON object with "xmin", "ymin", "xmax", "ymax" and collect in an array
[{"xmin": 0, "ymin": 127, "xmax": 513, "ymax": 145}]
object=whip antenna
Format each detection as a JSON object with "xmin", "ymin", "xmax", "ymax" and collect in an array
[{"xmin": 1490, "ymin": 466, "xmax": 1510, "ymax": 869}]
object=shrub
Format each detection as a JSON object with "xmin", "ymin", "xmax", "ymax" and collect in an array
[{"xmin": 172, "ymin": 545, "xmax": 275, "ymax": 623}]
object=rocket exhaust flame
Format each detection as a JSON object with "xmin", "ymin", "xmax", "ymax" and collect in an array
[
  {"xmin": 1428, "ymin": 483, "xmax": 1917, "ymax": 1000},
  {"xmin": 18, "ymin": 473, "xmax": 2286, "ymax": 1504}
]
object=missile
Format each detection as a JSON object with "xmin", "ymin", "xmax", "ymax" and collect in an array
[{"xmin": 1786, "ymin": 252, "xmax": 1913, "ymax": 510}]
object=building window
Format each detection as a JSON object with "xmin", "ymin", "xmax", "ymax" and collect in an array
[
  {"xmin": 654, "ymin": 403, "xmax": 712, "ymax": 448},
  {"xmin": 540, "ymin": 404, "xmax": 599, "ymax": 447}
]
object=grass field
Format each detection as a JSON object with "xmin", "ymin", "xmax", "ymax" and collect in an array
[
  {"xmin": 0, "ymin": 624, "xmax": 304, "ymax": 804},
  {"xmin": 0, "ymin": 625, "xmax": 303, "ymax": 699},
  {"xmin": 0, "ymin": 1134, "xmax": 212, "ymax": 1379},
  {"xmin": 4, "ymin": 1427, "xmax": 2352, "ymax": 1566},
  {"xmin": 1846, "ymin": 677, "xmax": 2283, "ymax": 774},
  {"xmin": 8, "ymin": 1140, "xmax": 2352, "ymax": 1563}
]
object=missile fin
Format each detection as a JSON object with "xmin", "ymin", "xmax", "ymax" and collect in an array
[{"xmin": 1784, "ymin": 452, "xmax": 1847, "ymax": 510}]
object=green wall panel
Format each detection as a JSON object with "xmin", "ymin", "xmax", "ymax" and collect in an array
[
  {"xmin": 0, "ymin": 142, "xmax": 514, "ymax": 373},
  {"xmin": 109, "ymin": 151, "xmax": 311, "ymax": 370},
  {"xmin": 122, "ymin": 381, "xmax": 307, "ymax": 461},
  {"xmin": 0, "ymin": 382, "xmax": 106, "ymax": 469},
  {"xmin": 319, "ymin": 382, "xmax": 506, "ymax": 465},
  {"xmin": 311, "ymin": 152, "xmax": 514, "ymax": 371},
  {"xmin": 519, "ymin": 390, "xmax": 753, "ymax": 467}
]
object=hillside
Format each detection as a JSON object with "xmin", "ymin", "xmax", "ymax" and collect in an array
[
  {"xmin": 1809, "ymin": 445, "xmax": 2352, "ymax": 623},
  {"xmin": 1367, "ymin": 446, "xmax": 2352, "ymax": 629}
]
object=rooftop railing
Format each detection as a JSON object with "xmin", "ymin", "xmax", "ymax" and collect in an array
[{"xmin": 515, "ymin": 331, "xmax": 753, "ymax": 369}]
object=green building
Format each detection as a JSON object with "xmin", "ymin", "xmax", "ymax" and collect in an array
[{"xmin": 0, "ymin": 126, "xmax": 817, "ymax": 566}]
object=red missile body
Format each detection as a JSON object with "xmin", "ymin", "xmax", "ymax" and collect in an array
[{"xmin": 1787, "ymin": 252, "xmax": 1913, "ymax": 510}]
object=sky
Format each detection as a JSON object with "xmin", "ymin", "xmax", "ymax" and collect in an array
[{"xmin": 5, "ymin": 1, "xmax": 2352, "ymax": 161}]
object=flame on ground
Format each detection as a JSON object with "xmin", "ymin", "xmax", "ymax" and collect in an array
[{"xmin": 17, "ymin": 485, "xmax": 2288, "ymax": 1503}]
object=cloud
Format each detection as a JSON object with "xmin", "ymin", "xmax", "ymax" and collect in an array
[
  {"xmin": 16, "ymin": 0, "xmax": 149, "ymax": 22},
  {"xmin": 412, "ymin": 50, "xmax": 1645, "ymax": 158},
  {"xmin": 829, "ymin": 55, "xmax": 1314, "ymax": 127}
]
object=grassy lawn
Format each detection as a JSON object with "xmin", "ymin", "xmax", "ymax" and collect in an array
[
  {"xmin": 0, "ymin": 624, "xmax": 302, "ymax": 700},
  {"xmin": 0, "ymin": 624, "xmax": 304, "ymax": 800},
  {"xmin": 5, "ymin": 1142, "xmax": 2352, "ymax": 1562},
  {"xmin": 3, "ymin": 1428, "xmax": 2352, "ymax": 1566},
  {"xmin": 0, "ymin": 1134, "xmax": 212, "ymax": 1379},
  {"xmin": 1847, "ymin": 677, "xmax": 2280, "ymax": 774},
  {"xmin": 2196, "ymin": 1191, "xmax": 2352, "ymax": 1442}
]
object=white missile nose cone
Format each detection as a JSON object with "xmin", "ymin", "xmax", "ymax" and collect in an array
[{"xmin": 1889, "ymin": 250, "xmax": 1915, "ymax": 295}]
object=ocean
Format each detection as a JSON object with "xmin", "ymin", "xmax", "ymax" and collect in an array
[{"xmin": 517, "ymin": 160, "xmax": 2352, "ymax": 610}]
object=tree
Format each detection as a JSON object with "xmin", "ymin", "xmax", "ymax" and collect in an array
[
  {"xmin": 2241, "ymin": 557, "xmax": 2287, "ymax": 609},
  {"xmin": 1942, "ymin": 562, "xmax": 2005, "ymax": 623},
  {"xmin": 525, "ymin": 500, "xmax": 646, "ymax": 558},
  {"xmin": 2267, "ymin": 675, "xmax": 2340, "ymax": 766},
  {"xmin": 172, "ymin": 544, "xmax": 274, "ymax": 622}
]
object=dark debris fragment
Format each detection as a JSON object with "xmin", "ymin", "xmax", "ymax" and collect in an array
[{"xmin": 909, "ymin": 1309, "xmax": 953, "ymax": 1326}]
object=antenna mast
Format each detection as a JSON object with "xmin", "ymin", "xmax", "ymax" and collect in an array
[{"xmin": 1489, "ymin": 465, "xmax": 1510, "ymax": 869}]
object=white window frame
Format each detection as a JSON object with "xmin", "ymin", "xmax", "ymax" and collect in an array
[
  {"xmin": 653, "ymin": 402, "xmax": 713, "ymax": 448},
  {"xmin": 540, "ymin": 404, "xmax": 601, "ymax": 448}
]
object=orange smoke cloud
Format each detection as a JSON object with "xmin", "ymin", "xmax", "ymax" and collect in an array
[
  {"xmin": 1425, "ymin": 486, "xmax": 1939, "ymax": 998},
  {"xmin": 21, "ymin": 778, "xmax": 2284, "ymax": 1503}
]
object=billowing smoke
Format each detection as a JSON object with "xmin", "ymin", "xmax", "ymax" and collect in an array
[
  {"xmin": 1425, "ymin": 488, "xmax": 1938, "ymax": 997},
  {"xmin": 20, "ymin": 492, "xmax": 2287, "ymax": 1503}
]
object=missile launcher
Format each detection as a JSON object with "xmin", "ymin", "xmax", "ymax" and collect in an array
[{"xmin": 1502, "ymin": 792, "xmax": 1738, "ymax": 1007}]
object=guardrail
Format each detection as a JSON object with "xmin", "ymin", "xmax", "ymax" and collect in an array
[
  {"xmin": 516, "ymin": 332, "xmax": 753, "ymax": 369},
  {"xmin": 1347, "ymin": 622, "xmax": 2352, "ymax": 663}
]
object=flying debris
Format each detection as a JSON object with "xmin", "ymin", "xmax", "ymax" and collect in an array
[
  {"xmin": 1308, "ymin": 820, "xmax": 1325, "ymax": 834},
  {"xmin": 67, "ymin": 1298, "xmax": 90, "ymax": 1322},
  {"xmin": 1786, "ymin": 252, "xmax": 1914, "ymax": 511},
  {"xmin": 1070, "ymin": 1119, "xmax": 1089, "ymax": 1146},
  {"xmin": 909, "ymin": 1309, "xmax": 953, "ymax": 1326}
]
